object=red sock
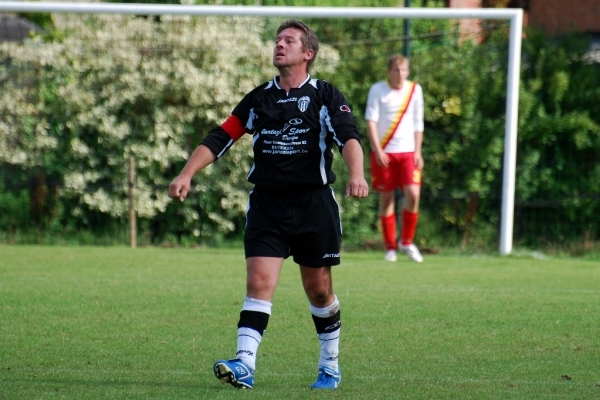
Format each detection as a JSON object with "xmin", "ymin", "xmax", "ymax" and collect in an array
[
  {"xmin": 380, "ymin": 214, "xmax": 397, "ymax": 250},
  {"xmin": 400, "ymin": 209, "xmax": 418, "ymax": 246}
]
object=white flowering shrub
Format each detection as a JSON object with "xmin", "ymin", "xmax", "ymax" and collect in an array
[{"xmin": 0, "ymin": 13, "xmax": 339, "ymax": 240}]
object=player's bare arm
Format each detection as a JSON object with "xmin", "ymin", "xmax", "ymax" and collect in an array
[
  {"xmin": 341, "ymin": 138, "xmax": 369, "ymax": 199},
  {"xmin": 168, "ymin": 144, "xmax": 216, "ymax": 201},
  {"xmin": 366, "ymin": 120, "xmax": 389, "ymax": 168},
  {"xmin": 414, "ymin": 130, "xmax": 424, "ymax": 170}
]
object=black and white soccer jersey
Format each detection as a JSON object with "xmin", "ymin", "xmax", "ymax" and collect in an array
[{"xmin": 201, "ymin": 75, "xmax": 360, "ymax": 192}]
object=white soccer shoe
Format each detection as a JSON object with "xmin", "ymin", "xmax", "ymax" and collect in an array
[
  {"xmin": 384, "ymin": 250, "xmax": 398, "ymax": 262},
  {"xmin": 398, "ymin": 243, "xmax": 424, "ymax": 263}
]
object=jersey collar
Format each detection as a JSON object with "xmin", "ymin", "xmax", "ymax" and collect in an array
[{"xmin": 273, "ymin": 74, "xmax": 312, "ymax": 90}]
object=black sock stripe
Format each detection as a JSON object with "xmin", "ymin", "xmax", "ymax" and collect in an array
[
  {"xmin": 312, "ymin": 309, "xmax": 341, "ymax": 334},
  {"xmin": 319, "ymin": 336, "xmax": 339, "ymax": 342},
  {"xmin": 238, "ymin": 310, "xmax": 270, "ymax": 335},
  {"xmin": 237, "ymin": 333, "xmax": 261, "ymax": 345}
]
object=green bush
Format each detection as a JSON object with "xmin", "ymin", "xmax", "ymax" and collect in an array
[
  {"xmin": 1, "ymin": 3, "xmax": 599, "ymax": 253},
  {"xmin": 0, "ymin": 190, "xmax": 30, "ymax": 232}
]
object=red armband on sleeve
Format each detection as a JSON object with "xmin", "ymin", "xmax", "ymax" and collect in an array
[{"xmin": 221, "ymin": 115, "xmax": 247, "ymax": 141}]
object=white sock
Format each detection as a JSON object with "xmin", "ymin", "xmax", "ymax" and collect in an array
[
  {"xmin": 310, "ymin": 295, "xmax": 340, "ymax": 371},
  {"xmin": 236, "ymin": 327, "xmax": 261, "ymax": 371},
  {"xmin": 236, "ymin": 297, "xmax": 272, "ymax": 371}
]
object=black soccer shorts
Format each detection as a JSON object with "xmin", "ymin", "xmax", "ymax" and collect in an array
[{"xmin": 244, "ymin": 186, "xmax": 342, "ymax": 267}]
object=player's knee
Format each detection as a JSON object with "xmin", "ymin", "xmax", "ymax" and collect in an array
[{"xmin": 309, "ymin": 289, "xmax": 333, "ymax": 307}]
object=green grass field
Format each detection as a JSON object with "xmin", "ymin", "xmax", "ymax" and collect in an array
[{"xmin": 1, "ymin": 245, "xmax": 599, "ymax": 399}]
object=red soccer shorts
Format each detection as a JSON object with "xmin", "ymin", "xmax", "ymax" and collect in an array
[{"xmin": 370, "ymin": 151, "xmax": 422, "ymax": 192}]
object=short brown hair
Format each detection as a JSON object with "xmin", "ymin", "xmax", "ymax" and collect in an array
[
  {"xmin": 386, "ymin": 54, "xmax": 409, "ymax": 71},
  {"xmin": 277, "ymin": 19, "xmax": 320, "ymax": 72}
]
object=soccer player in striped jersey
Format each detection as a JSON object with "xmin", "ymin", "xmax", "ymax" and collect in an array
[
  {"xmin": 365, "ymin": 55, "xmax": 424, "ymax": 263},
  {"xmin": 168, "ymin": 20, "xmax": 368, "ymax": 390}
]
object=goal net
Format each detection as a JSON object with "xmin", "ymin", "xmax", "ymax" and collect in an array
[{"xmin": 0, "ymin": 2, "xmax": 524, "ymax": 253}]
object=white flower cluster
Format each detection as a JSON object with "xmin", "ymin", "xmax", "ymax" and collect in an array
[{"xmin": 0, "ymin": 13, "xmax": 339, "ymax": 235}]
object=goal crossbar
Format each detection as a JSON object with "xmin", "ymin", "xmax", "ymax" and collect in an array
[{"xmin": 0, "ymin": 2, "xmax": 523, "ymax": 255}]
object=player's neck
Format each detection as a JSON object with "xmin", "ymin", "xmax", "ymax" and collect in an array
[
  {"xmin": 388, "ymin": 79, "xmax": 405, "ymax": 90},
  {"xmin": 277, "ymin": 67, "xmax": 309, "ymax": 93}
]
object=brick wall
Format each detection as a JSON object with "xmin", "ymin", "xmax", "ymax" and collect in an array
[
  {"xmin": 447, "ymin": 0, "xmax": 600, "ymax": 36},
  {"xmin": 447, "ymin": 0, "xmax": 482, "ymax": 6},
  {"xmin": 447, "ymin": 0, "xmax": 483, "ymax": 41},
  {"xmin": 529, "ymin": 0, "xmax": 600, "ymax": 34}
]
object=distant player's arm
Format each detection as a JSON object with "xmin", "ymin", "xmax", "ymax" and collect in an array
[
  {"xmin": 413, "ymin": 85, "xmax": 425, "ymax": 170},
  {"xmin": 365, "ymin": 85, "xmax": 389, "ymax": 168},
  {"xmin": 413, "ymin": 130, "xmax": 424, "ymax": 170},
  {"xmin": 366, "ymin": 120, "xmax": 389, "ymax": 168}
]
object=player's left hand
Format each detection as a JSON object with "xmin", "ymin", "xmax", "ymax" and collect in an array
[
  {"xmin": 414, "ymin": 152, "xmax": 424, "ymax": 170},
  {"xmin": 168, "ymin": 174, "xmax": 192, "ymax": 202},
  {"xmin": 345, "ymin": 177, "xmax": 369, "ymax": 198}
]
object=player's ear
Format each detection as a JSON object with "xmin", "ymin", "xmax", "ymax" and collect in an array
[{"xmin": 304, "ymin": 49, "xmax": 314, "ymax": 62}]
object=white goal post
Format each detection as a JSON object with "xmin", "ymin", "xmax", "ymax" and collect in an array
[{"xmin": 0, "ymin": 1, "xmax": 523, "ymax": 255}]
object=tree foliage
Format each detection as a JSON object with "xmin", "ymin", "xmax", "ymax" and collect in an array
[
  {"xmin": 512, "ymin": 31, "xmax": 600, "ymax": 246},
  {"xmin": 0, "ymin": 13, "xmax": 339, "ymax": 241},
  {"xmin": 1, "ymin": 3, "xmax": 599, "ymax": 251}
]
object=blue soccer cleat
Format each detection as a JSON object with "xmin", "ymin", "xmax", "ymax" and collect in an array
[
  {"xmin": 311, "ymin": 366, "xmax": 341, "ymax": 389},
  {"xmin": 213, "ymin": 359, "xmax": 254, "ymax": 389}
]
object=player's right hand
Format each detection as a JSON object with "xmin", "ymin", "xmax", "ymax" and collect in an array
[
  {"xmin": 168, "ymin": 175, "xmax": 191, "ymax": 202},
  {"xmin": 375, "ymin": 151, "xmax": 390, "ymax": 169}
]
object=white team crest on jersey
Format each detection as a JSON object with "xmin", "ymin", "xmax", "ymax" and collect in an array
[{"xmin": 297, "ymin": 96, "xmax": 310, "ymax": 112}]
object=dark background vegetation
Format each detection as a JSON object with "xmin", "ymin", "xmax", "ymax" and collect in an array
[{"xmin": 1, "ymin": 0, "xmax": 599, "ymax": 255}]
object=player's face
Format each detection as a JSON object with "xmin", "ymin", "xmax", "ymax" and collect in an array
[
  {"xmin": 387, "ymin": 61, "xmax": 410, "ymax": 88},
  {"xmin": 273, "ymin": 28, "xmax": 313, "ymax": 71}
]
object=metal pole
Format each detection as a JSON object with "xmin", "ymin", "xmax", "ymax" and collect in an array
[
  {"xmin": 128, "ymin": 156, "xmax": 137, "ymax": 249},
  {"xmin": 403, "ymin": 0, "xmax": 411, "ymax": 57},
  {"xmin": 0, "ymin": 2, "xmax": 525, "ymax": 19},
  {"xmin": 0, "ymin": 1, "xmax": 523, "ymax": 255},
  {"xmin": 499, "ymin": 10, "xmax": 523, "ymax": 255}
]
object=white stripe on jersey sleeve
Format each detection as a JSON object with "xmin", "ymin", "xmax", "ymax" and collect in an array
[
  {"xmin": 217, "ymin": 139, "xmax": 234, "ymax": 159},
  {"xmin": 318, "ymin": 106, "xmax": 330, "ymax": 185}
]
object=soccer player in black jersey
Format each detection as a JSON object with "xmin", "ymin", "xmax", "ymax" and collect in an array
[{"xmin": 168, "ymin": 19, "xmax": 368, "ymax": 390}]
